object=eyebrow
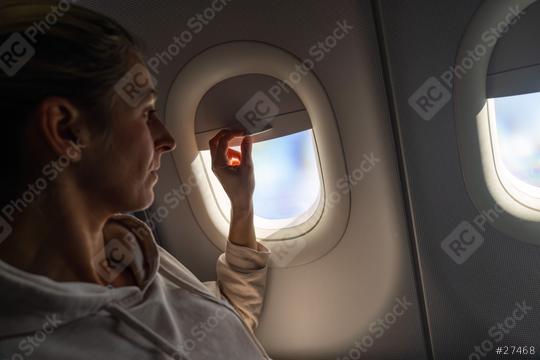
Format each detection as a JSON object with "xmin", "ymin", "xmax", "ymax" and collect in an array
[{"xmin": 147, "ymin": 89, "xmax": 158, "ymax": 100}]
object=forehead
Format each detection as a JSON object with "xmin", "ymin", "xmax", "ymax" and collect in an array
[{"xmin": 114, "ymin": 63, "xmax": 158, "ymax": 108}]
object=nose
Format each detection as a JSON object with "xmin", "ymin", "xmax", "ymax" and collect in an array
[{"xmin": 154, "ymin": 119, "xmax": 176, "ymax": 154}]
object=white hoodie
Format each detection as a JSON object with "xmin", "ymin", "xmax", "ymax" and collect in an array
[{"xmin": 0, "ymin": 214, "xmax": 272, "ymax": 359}]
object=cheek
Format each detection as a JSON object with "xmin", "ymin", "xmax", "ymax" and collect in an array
[
  {"xmin": 90, "ymin": 125, "xmax": 155, "ymax": 209},
  {"xmin": 95, "ymin": 123, "xmax": 154, "ymax": 183},
  {"xmin": 135, "ymin": 125, "xmax": 156, "ymax": 167},
  {"xmin": 122, "ymin": 127, "xmax": 154, "ymax": 178},
  {"xmin": 120, "ymin": 119, "xmax": 152, "ymax": 150}
]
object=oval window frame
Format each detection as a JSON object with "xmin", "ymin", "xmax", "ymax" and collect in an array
[
  {"xmin": 165, "ymin": 41, "xmax": 350, "ymax": 266},
  {"xmin": 454, "ymin": 0, "xmax": 540, "ymax": 246}
]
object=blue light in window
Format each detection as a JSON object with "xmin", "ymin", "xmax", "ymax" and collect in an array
[
  {"xmin": 492, "ymin": 92, "xmax": 540, "ymax": 187},
  {"xmin": 250, "ymin": 130, "xmax": 320, "ymax": 219}
]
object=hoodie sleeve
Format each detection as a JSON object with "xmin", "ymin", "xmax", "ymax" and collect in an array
[{"xmin": 204, "ymin": 241, "xmax": 271, "ymax": 331}]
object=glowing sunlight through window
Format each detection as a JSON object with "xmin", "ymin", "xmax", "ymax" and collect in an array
[
  {"xmin": 200, "ymin": 129, "xmax": 322, "ymax": 231},
  {"xmin": 488, "ymin": 92, "xmax": 540, "ymax": 201}
]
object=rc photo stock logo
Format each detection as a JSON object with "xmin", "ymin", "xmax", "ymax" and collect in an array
[
  {"xmin": 94, "ymin": 237, "xmax": 135, "ymax": 284},
  {"xmin": 114, "ymin": 63, "xmax": 158, "ymax": 108},
  {"xmin": 0, "ymin": 314, "xmax": 63, "ymax": 360},
  {"xmin": 441, "ymin": 203, "xmax": 504, "ymax": 265},
  {"xmin": 235, "ymin": 91, "xmax": 280, "ymax": 134},
  {"xmin": 408, "ymin": 4, "xmax": 526, "ymax": 121},
  {"xmin": 114, "ymin": 0, "xmax": 232, "ymax": 107},
  {"xmin": 408, "ymin": 76, "xmax": 451, "ymax": 121},
  {"xmin": 0, "ymin": 33, "xmax": 35, "ymax": 77},
  {"xmin": 235, "ymin": 19, "xmax": 354, "ymax": 133},
  {"xmin": 469, "ymin": 300, "xmax": 533, "ymax": 360},
  {"xmin": 0, "ymin": 0, "xmax": 80, "ymax": 77},
  {"xmin": 337, "ymin": 296, "xmax": 413, "ymax": 360}
]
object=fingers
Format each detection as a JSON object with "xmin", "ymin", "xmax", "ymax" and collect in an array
[
  {"xmin": 240, "ymin": 135, "xmax": 253, "ymax": 169},
  {"xmin": 208, "ymin": 129, "xmax": 227, "ymax": 162},
  {"xmin": 216, "ymin": 130, "xmax": 244, "ymax": 167},
  {"xmin": 209, "ymin": 129, "xmax": 245, "ymax": 168}
]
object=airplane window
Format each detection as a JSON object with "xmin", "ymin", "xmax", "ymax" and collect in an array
[
  {"xmin": 488, "ymin": 92, "xmax": 540, "ymax": 202},
  {"xmin": 166, "ymin": 41, "xmax": 348, "ymax": 251},
  {"xmin": 454, "ymin": 0, "xmax": 540, "ymax": 244},
  {"xmin": 200, "ymin": 129, "xmax": 322, "ymax": 232}
]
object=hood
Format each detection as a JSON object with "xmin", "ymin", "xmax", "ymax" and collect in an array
[{"xmin": 0, "ymin": 214, "xmax": 159, "ymax": 337}]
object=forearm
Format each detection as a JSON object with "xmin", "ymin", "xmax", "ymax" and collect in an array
[
  {"xmin": 215, "ymin": 238, "xmax": 271, "ymax": 330},
  {"xmin": 228, "ymin": 202, "xmax": 257, "ymax": 250}
]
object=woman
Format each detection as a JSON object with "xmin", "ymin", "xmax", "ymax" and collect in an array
[{"xmin": 0, "ymin": 1, "xmax": 271, "ymax": 359}]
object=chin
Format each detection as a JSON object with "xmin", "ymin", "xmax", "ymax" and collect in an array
[
  {"xmin": 138, "ymin": 191, "xmax": 156, "ymax": 211},
  {"xmin": 122, "ymin": 189, "xmax": 155, "ymax": 213}
]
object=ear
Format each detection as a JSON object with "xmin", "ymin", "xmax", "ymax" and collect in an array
[{"xmin": 36, "ymin": 97, "xmax": 89, "ymax": 162}]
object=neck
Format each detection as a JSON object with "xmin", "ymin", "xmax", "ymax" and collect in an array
[{"xmin": 0, "ymin": 181, "xmax": 112, "ymax": 284}]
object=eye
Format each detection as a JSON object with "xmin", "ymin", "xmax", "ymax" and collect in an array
[{"xmin": 144, "ymin": 108, "xmax": 158, "ymax": 121}]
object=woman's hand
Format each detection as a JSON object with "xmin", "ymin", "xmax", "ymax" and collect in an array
[
  {"xmin": 209, "ymin": 129, "xmax": 255, "ymax": 210},
  {"xmin": 209, "ymin": 129, "xmax": 257, "ymax": 249}
]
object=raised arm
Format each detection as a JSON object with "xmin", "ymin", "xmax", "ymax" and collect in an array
[
  {"xmin": 209, "ymin": 129, "xmax": 256, "ymax": 248},
  {"xmin": 207, "ymin": 129, "xmax": 271, "ymax": 330}
]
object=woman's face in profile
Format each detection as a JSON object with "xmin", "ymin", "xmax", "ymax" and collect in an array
[{"xmin": 79, "ymin": 64, "xmax": 176, "ymax": 213}]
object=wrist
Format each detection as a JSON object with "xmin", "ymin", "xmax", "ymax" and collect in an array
[
  {"xmin": 229, "ymin": 201, "xmax": 257, "ymax": 250},
  {"xmin": 231, "ymin": 200, "xmax": 253, "ymax": 214}
]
